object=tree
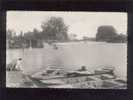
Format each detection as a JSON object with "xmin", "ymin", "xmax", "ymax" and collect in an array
[
  {"xmin": 7, "ymin": 29, "xmax": 16, "ymax": 39},
  {"xmin": 41, "ymin": 16, "xmax": 68, "ymax": 41},
  {"xmin": 23, "ymin": 31, "xmax": 33, "ymax": 40},
  {"xmin": 116, "ymin": 33, "xmax": 127, "ymax": 43},
  {"xmin": 32, "ymin": 28, "xmax": 42, "ymax": 40},
  {"xmin": 96, "ymin": 25, "xmax": 118, "ymax": 42}
]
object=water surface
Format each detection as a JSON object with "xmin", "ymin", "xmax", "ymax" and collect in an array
[{"xmin": 6, "ymin": 41, "xmax": 127, "ymax": 79}]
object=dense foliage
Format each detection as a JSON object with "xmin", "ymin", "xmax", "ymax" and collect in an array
[
  {"xmin": 96, "ymin": 25, "xmax": 127, "ymax": 43},
  {"xmin": 7, "ymin": 17, "xmax": 69, "ymax": 49},
  {"xmin": 41, "ymin": 17, "xmax": 68, "ymax": 41},
  {"xmin": 7, "ymin": 21, "xmax": 127, "ymax": 49}
]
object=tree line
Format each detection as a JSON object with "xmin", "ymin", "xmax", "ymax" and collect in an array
[
  {"xmin": 7, "ymin": 16, "xmax": 127, "ymax": 49},
  {"xmin": 95, "ymin": 25, "xmax": 127, "ymax": 43},
  {"xmin": 7, "ymin": 17, "xmax": 68, "ymax": 49}
]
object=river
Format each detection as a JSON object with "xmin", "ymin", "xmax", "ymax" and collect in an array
[{"xmin": 6, "ymin": 41, "xmax": 127, "ymax": 80}]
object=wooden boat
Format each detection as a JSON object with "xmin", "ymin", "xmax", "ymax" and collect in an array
[
  {"xmin": 6, "ymin": 66, "xmax": 126, "ymax": 89},
  {"xmin": 94, "ymin": 66, "xmax": 115, "ymax": 75}
]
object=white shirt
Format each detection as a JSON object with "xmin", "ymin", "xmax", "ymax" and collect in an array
[{"xmin": 16, "ymin": 60, "xmax": 23, "ymax": 71}]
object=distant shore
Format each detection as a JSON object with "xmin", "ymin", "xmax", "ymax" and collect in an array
[{"xmin": 7, "ymin": 40, "xmax": 127, "ymax": 49}]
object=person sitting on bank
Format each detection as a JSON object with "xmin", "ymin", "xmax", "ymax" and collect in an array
[
  {"xmin": 6, "ymin": 58, "xmax": 23, "ymax": 71},
  {"xmin": 15, "ymin": 58, "xmax": 23, "ymax": 71}
]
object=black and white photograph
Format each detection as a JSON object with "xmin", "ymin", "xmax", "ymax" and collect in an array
[{"xmin": 6, "ymin": 11, "xmax": 127, "ymax": 89}]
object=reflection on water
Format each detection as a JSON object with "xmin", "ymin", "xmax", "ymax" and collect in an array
[{"xmin": 6, "ymin": 41, "xmax": 127, "ymax": 79}]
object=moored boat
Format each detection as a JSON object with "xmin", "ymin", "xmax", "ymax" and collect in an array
[{"xmin": 6, "ymin": 66, "xmax": 126, "ymax": 89}]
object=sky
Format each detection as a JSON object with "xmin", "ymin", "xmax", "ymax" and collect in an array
[{"xmin": 7, "ymin": 11, "xmax": 127, "ymax": 39}]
